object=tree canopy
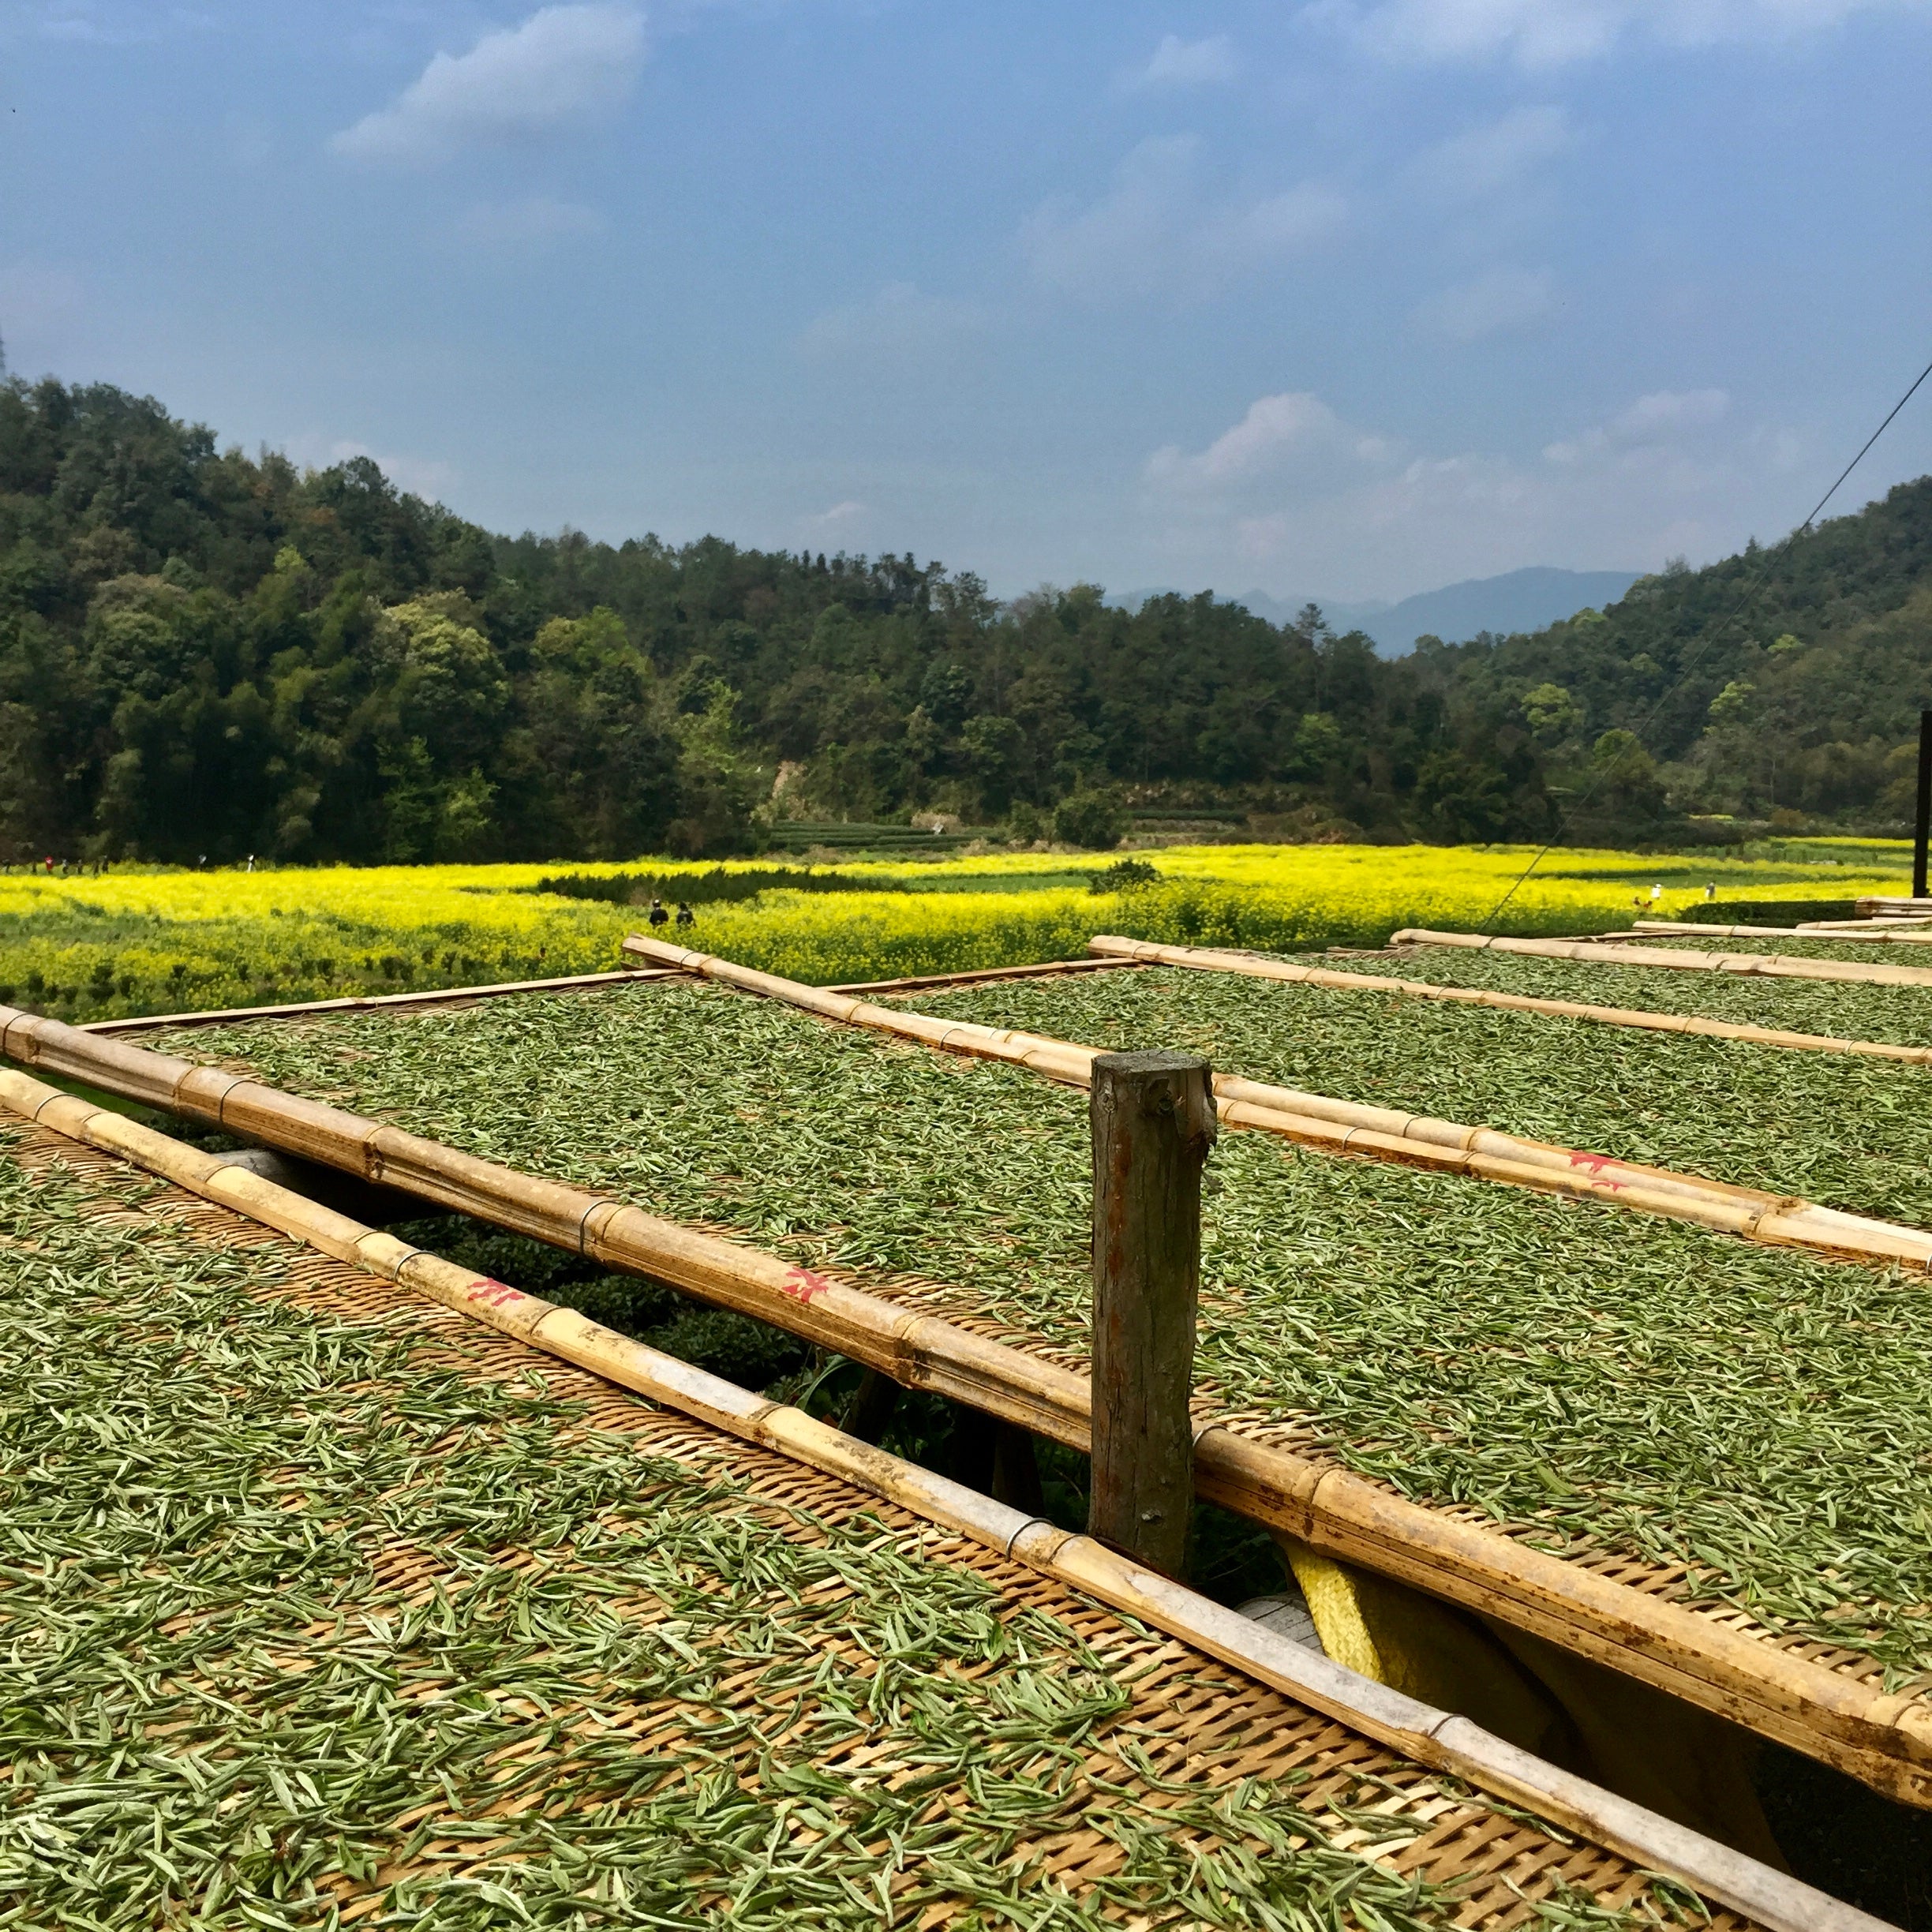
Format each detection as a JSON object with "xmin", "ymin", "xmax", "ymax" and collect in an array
[{"xmin": 3, "ymin": 376, "xmax": 1927, "ymax": 863}]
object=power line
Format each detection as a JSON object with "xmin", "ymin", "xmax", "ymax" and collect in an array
[{"xmin": 1479, "ymin": 350, "xmax": 1932, "ymax": 933}]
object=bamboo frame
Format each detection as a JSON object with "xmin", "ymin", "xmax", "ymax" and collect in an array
[
  {"xmin": 1389, "ymin": 928, "xmax": 1932, "ymax": 990},
  {"xmin": 1086, "ymin": 933, "xmax": 1932, "ymax": 1065},
  {"xmin": 84, "ymin": 967, "xmax": 672, "ymax": 1034},
  {"xmin": 84, "ymin": 957, "xmax": 1140, "ymax": 1038},
  {"xmin": 0, "ymin": 1070, "xmax": 1878, "ymax": 1932},
  {"xmin": 4, "ymin": 998, "xmax": 1932, "ymax": 1809},
  {"xmin": 624, "ymin": 934, "xmax": 1932, "ymax": 1272},
  {"xmin": 1631, "ymin": 921, "xmax": 1932, "ymax": 945}
]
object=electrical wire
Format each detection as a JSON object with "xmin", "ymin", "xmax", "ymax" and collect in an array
[{"xmin": 1478, "ymin": 350, "xmax": 1932, "ymax": 932}]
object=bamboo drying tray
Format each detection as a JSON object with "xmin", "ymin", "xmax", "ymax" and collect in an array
[
  {"xmin": 623, "ymin": 934, "xmax": 1932, "ymax": 1273},
  {"xmin": 84, "ymin": 955, "xmax": 1140, "ymax": 1038},
  {"xmin": 0, "ymin": 1101, "xmax": 1836, "ymax": 1930},
  {"xmin": 12, "ymin": 1003, "xmax": 1932, "ymax": 1815},
  {"xmin": 1389, "ymin": 930, "xmax": 1932, "ymax": 990},
  {"xmin": 1085, "ymin": 934, "xmax": 1932, "ymax": 1066},
  {"xmin": 1631, "ymin": 923, "xmax": 1932, "ymax": 945}
]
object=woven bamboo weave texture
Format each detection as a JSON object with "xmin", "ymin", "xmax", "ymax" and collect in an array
[{"xmin": 0, "ymin": 1120, "xmax": 1752, "ymax": 1930}]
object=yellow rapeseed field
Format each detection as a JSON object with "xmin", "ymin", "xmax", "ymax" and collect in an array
[{"xmin": 0, "ymin": 838, "xmax": 1904, "ymax": 1023}]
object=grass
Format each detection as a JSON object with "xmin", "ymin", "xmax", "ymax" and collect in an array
[
  {"xmin": 0, "ymin": 839, "xmax": 1908, "ymax": 1022},
  {"xmin": 153, "ymin": 977, "xmax": 1932, "ymax": 1679},
  {"xmin": 0, "ymin": 1150, "xmax": 1538, "ymax": 1931}
]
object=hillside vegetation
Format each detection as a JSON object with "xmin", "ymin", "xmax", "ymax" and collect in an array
[
  {"xmin": 1447, "ymin": 481, "xmax": 1932, "ymax": 835},
  {"xmin": 2, "ymin": 376, "xmax": 1928, "ymax": 864}
]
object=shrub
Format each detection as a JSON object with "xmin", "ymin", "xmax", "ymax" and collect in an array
[
  {"xmin": 1088, "ymin": 858, "xmax": 1160, "ymax": 894},
  {"xmin": 1053, "ymin": 791, "xmax": 1126, "ymax": 851}
]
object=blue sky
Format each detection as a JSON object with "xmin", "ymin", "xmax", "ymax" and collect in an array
[{"xmin": 3, "ymin": 0, "xmax": 1930, "ymax": 602}]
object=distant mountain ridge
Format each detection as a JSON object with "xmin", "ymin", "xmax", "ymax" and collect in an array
[{"xmin": 1118, "ymin": 567, "xmax": 1641, "ymax": 656}]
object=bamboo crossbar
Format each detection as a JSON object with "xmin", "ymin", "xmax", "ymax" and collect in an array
[
  {"xmin": 1391, "ymin": 928, "xmax": 1932, "ymax": 990},
  {"xmin": 2, "ymin": 1002, "xmax": 1930, "ymax": 1804},
  {"xmin": 80, "ymin": 967, "xmax": 674, "ymax": 1034},
  {"xmin": 1088, "ymin": 935, "xmax": 1932, "ymax": 1066},
  {"xmin": 1631, "ymin": 921, "xmax": 1932, "ymax": 945},
  {"xmin": 624, "ymin": 934, "xmax": 1932, "ymax": 1273},
  {"xmin": 83, "ymin": 957, "xmax": 1142, "ymax": 1037},
  {"xmin": 0, "ymin": 1075, "xmax": 1866, "ymax": 1932}
]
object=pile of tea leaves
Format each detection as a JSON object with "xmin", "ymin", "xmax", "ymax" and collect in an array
[
  {"xmin": 0, "ymin": 1151, "xmax": 1526, "ymax": 1930},
  {"xmin": 158, "ymin": 980, "xmax": 1932, "ymax": 1674},
  {"xmin": 1340, "ymin": 942, "xmax": 1932, "ymax": 1050},
  {"xmin": 919, "ymin": 964, "xmax": 1932, "ymax": 1228},
  {"xmin": 1625, "ymin": 930, "xmax": 1932, "ymax": 969}
]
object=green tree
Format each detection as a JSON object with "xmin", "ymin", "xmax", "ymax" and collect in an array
[{"xmin": 1052, "ymin": 788, "xmax": 1126, "ymax": 850}]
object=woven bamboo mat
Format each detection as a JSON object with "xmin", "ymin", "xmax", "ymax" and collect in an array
[
  {"xmin": 642, "ymin": 1210, "xmax": 1926, "ymax": 1709},
  {"xmin": 0, "ymin": 1118, "xmax": 1753, "ymax": 1930},
  {"xmin": 108, "ymin": 1004, "xmax": 1932, "ymax": 1797}
]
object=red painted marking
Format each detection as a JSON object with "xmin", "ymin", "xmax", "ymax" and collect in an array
[
  {"xmin": 466, "ymin": 1277, "xmax": 526, "ymax": 1308},
  {"xmin": 781, "ymin": 1267, "xmax": 832, "ymax": 1304},
  {"xmin": 1567, "ymin": 1152, "xmax": 1621, "ymax": 1177}
]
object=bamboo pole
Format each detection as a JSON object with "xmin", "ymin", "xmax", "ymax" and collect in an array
[
  {"xmin": 84, "ymin": 968, "xmax": 671, "ymax": 1034},
  {"xmin": 0, "ymin": 1071, "xmax": 1874, "ymax": 1932},
  {"xmin": 624, "ymin": 934, "xmax": 1932, "ymax": 1272},
  {"xmin": 1630, "ymin": 921, "xmax": 1932, "ymax": 945},
  {"xmin": 1388, "ymin": 928, "xmax": 1932, "ymax": 990},
  {"xmin": 86, "ymin": 956, "xmax": 1140, "ymax": 1039},
  {"xmin": 1916, "ymin": 708, "xmax": 1932, "ymax": 905},
  {"xmin": 4, "ymin": 1003, "xmax": 1932, "ymax": 1806},
  {"xmin": 1087, "ymin": 934, "xmax": 1932, "ymax": 1065}
]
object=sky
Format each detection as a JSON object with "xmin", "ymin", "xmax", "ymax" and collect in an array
[{"xmin": 2, "ymin": 0, "xmax": 1930, "ymax": 605}]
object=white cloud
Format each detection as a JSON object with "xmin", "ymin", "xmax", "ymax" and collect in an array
[
  {"xmin": 30, "ymin": 6, "xmax": 211, "ymax": 45},
  {"xmin": 1147, "ymin": 392, "xmax": 1393, "ymax": 490},
  {"xmin": 797, "ymin": 283, "xmax": 987, "ymax": 359},
  {"xmin": 451, "ymin": 195, "xmax": 605, "ymax": 251},
  {"xmin": 1544, "ymin": 387, "xmax": 1729, "ymax": 461},
  {"xmin": 1328, "ymin": 0, "xmax": 1921, "ymax": 69},
  {"xmin": 803, "ymin": 500, "xmax": 867, "ymax": 532},
  {"xmin": 1131, "ymin": 32, "xmax": 1238, "ymax": 86},
  {"xmin": 1418, "ymin": 106, "xmax": 1573, "ymax": 200},
  {"xmin": 1140, "ymin": 384, "xmax": 1777, "ymax": 598},
  {"xmin": 299, "ymin": 437, "xmax": 456, "ymax": 502},
  {"xmin": 331, "ymin": 4, "xmax": 646, "ymax": 167},
  {"xmin": 1413, "ymin": 265, "xmax": 1557, "ymax": 339},
  {"xmin": 1022, "ymin": 138, "xmax": 1345, "ymax": 300}
]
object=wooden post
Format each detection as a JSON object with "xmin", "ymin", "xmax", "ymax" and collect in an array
[
  {"xmin": 1915, "ymin": 710, "xmax": 1932, "ymax": 903},
  {"xmin": 1088, "ymin": 1049, "xmax": 1215, "ymax": 1576}
]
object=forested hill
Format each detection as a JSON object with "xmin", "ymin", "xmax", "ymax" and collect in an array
[
  {"xmin": 2, "ymin": 376, "xmax": 1928, "ymax": 864},
  {"xmin": 1436, "ymin": 475, "xmax": 1932, "ymax": 830}
]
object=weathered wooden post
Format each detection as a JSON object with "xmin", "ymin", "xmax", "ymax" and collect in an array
[
  {"xmin": 1088, "ymin": 1049, "xmax": 1216, "ymax": 1576},
  {"xmin": 1915, "ymin": 710, "xmax": 1932, "ymax": 903}
]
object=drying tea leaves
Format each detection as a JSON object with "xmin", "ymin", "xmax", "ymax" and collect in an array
[
  {"xmin": 158, "ymin": 982, "xmax": 1932, "ymax": 1674},
  {"xmin": 915, "ymin": 964, "xmax": 1932, "ymax": 1229},
  {"xmin": 0, "ymin": 1151, "xmax": 1583, "ymax": 1930},
  {"xmin": 1337, "ymin": 943, "xmax": 1932, "ymax": 1050}
]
